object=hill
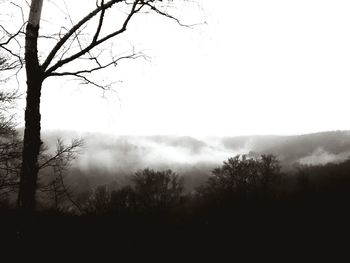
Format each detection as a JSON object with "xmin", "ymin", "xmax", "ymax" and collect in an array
[{"xmin": 36, "ymin": 130, "xmax": 350, "ymax": 191}]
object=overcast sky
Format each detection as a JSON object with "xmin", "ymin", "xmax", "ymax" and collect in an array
[{"xmin": 8, "ymin": 0, "xmax": 350, "ymax": 137}]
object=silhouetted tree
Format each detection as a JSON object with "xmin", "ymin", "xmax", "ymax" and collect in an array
[
  {"xmin": 0, "ymin": 118, "xmax": 21, "ymax": 203},
  {"xmin": 132, "ymin": 168, "xmax": 184, "ymax": 213},
  {"xmin": 88, "ymin": 168, "xmax": 185, "ymax": 214},
  {"xmin": 0, "ymin": 65, "xmax": 84, "ymax": 204},
  {"xmin": 86, "ymin": 185, "xmax": 111, "ymax": 214},
  {"xmin": 110, "ymin": 186, "xmax": 137, "ymax": 215},
  {"xmin": 37, "ymin": 138, "xmax": 85, "ymax": 213},
  {"xmin": 0, "ymin": 56, "xmax": 21, "ymax": 204},
  {"xmin": 258, "ymin": 154, "xmax": 282, "ymax": 193},
  {"xmin": 199, "ymin": 154, "xmax": 283, "ymax": 198},
  {"xmin": 0, "ymin": 0, "xmax": 192, "ymax": 212},
  {"xmin": 295, "ymin": 168, "xmax": 312, "ymax": 195}
]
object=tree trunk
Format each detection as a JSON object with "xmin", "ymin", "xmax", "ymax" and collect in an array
[{"xmin": 18, "ymin": 0, "xmax": 44, "ymax": 212}]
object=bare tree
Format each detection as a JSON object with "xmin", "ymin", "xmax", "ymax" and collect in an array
[
  {"xmin": 0, "ymin": 0, "xmax": 191, "ymax": 212},
  {"xmin": 132, "ymin": 168, "xmax": 184, "ymax": 212},
  {"xmin": 200, "ymin": 154, "xmax": 283, "ymax": 197},
  {"xmin": 38, "ymin": 138, "xmax": 85, "ymax": 213},
  {"xmin": 0, "ymin": 53, "xmax": 85, "ymax": 208},
  {"xmin": 0, "ymin": 55, "xmax": 21, "ymax": 203}
]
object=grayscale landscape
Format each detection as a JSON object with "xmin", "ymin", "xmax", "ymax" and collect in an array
[{"xmin": 1, "ymin": 0, "xmax": 349, "ymax": 260}]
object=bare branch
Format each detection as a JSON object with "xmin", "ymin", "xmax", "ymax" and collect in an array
[
  {"xmin": 49, "ymin": 51, "xmax": 145, "ymax": 77},
  {"xmin": 38, "ymin": 138, "xmax": 85, "ymax": 213},
  {"xmin": 0, "ymin": 22, "xmax": 26, "ymax": 75},
  {"xmin": 44, "ymin": 0, "xmax": 142, "ymax": 77},
  {"xmin": 144, "ymin": 2, "xmax": 191, "ymax": 27},
  {"xmin": 10, "ymin": 1, "xmax": 26, "ymax": 24},
  {"xmin": 0, "ymin": 24, "xmax": 25, "ymax": 47},
  {"xmin": 39, "ymin": 138, "xmax": 84, "ymax": 170},
  {"xmin": 42, "ymin": 0, "xmax": 125, "ymax": 71},
  {"xmin": 92, "ymin": 0, "xmax": 106, "ymax": 43}
]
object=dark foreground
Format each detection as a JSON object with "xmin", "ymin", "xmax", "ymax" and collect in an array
[
  {"xmin": 1, "ymin": 201, "xmax": 349, "ymax": 261},
  {"xmin": 2, "ymin": 157, "xmax": 350, "ymax": 261}
]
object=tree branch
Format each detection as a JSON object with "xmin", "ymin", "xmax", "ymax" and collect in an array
[
  {"xmin": 39, "ymin": 138, "xmax": 84, "ymax": 170},
  {"xmin": 48, "ymin": 51, "xmax": 144, "ymax": 77},
  {"xmin": 44, "ymin": 0, "xmax": 142, "ymax": 77},
  {"xmin": 41, "ymin": 0, "xmax": 124, "ymax": 71}
]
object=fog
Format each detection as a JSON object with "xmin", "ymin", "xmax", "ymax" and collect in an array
[
  {"xmin": 298, "ymin": 148, "xmax": 350, "ymax": 165},
  {"xmin": 42, "ymin": 130, "xmax": 350, "ymax": 179}
]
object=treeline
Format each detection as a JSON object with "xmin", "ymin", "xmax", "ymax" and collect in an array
[
  {"xmin": 77, "ymin": 156, "xmax": 350, "ymax": 221},
  {"xmin": 1, "ymin": 152, "xmax": 350, "ymax": 259},
  {"xmin": 0, "ymin": 89, "xmax": 348, "ymax": 257},
  {"xmin": 3, "ymin": 151, "xmax": 350, "ymax": 216}
]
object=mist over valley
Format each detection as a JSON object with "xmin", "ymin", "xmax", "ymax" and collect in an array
[{"xmin": 40, "ymin": 130, "xmax": 350, "ymax": 191}]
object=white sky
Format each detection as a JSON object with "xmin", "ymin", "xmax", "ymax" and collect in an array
[{"xmin": 9, "ymin": 0, "xmax": 350, "ymax": 136}]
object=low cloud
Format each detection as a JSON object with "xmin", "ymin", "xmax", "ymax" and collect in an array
[
  {"xmin": 41, "ymin": 130, "xmax": 350, "ymax": 177},
  {"xmin": 298, "ymin": 147, "xmax": 350, "ymax": 165}
]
